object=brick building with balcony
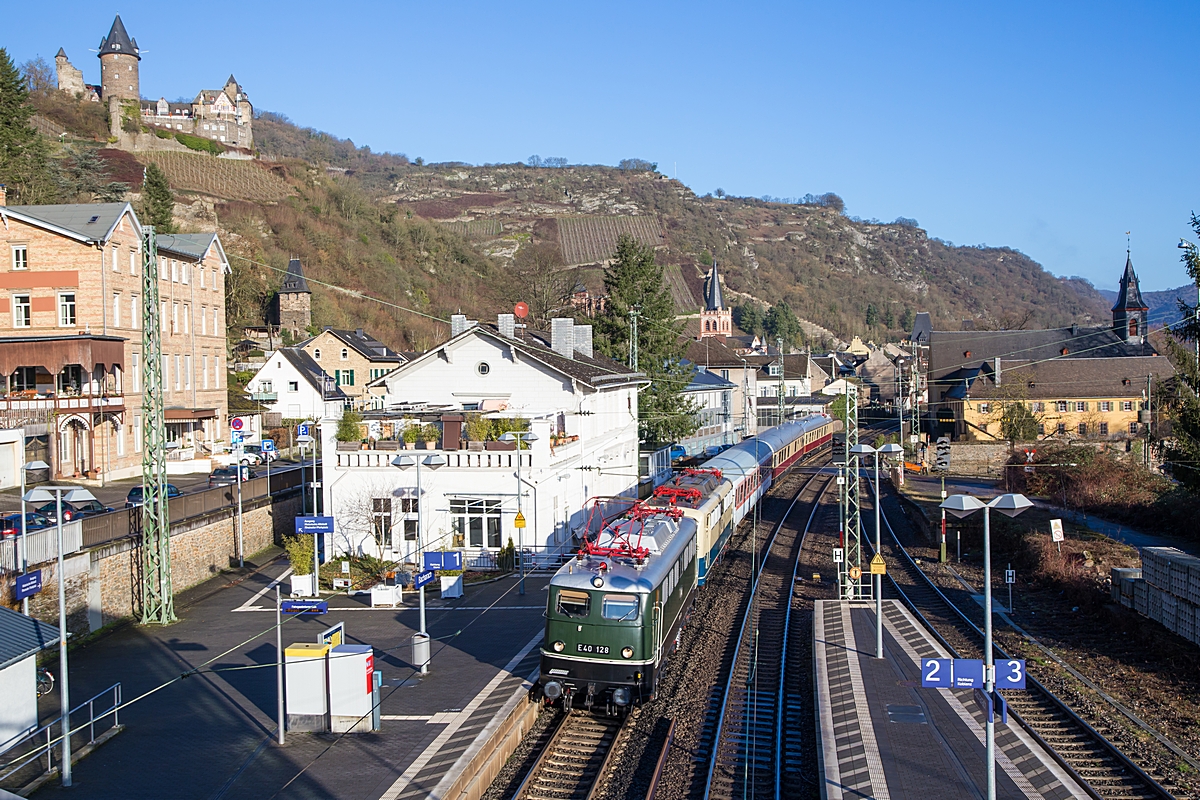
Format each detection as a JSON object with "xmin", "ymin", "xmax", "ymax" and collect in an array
[{"xmin": 0, "ymin": 193, "xmax": 229, "ymax": 481}]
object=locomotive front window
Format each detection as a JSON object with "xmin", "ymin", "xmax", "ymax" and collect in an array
[
  {"xmin": 602, "ymin": 594, "xmax": 640, "ymax": 621},
  {"xmin": 557, "ymin": 590, "xmax": 591, "ymax": 618}
]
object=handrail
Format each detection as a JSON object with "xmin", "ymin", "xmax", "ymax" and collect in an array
[{"xmin": 0, "ymin": 682, "xmax": 121, "ymax": 784}]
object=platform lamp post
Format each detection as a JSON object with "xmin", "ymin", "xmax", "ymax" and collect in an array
[
  {"xmin": 297, "ymin": 434, "xmax": 318, "ymax": 584},
  {"xmin": 23, "ymin": 485, "xmax": 99, "ymax": 788},
  {"xmin": 849, "ymin": 442, "xmax": 902, "ymax": 659},
  {"xmin": 940, "ymin": 492, "xmax": 1032, "ymax": 800},
  {"xmin": 393, "ymin": 452, "xmax": 446, "ymax": 673},
  {"xmin": 18, "ymin": 459, "xmax": 50, "ymax": 616},
  {"xmin": 500, "ymin": 431, "xmax": 538, "ymax": 596}
]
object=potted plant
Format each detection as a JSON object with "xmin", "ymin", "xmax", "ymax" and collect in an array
[
  {"xmin": 284, "ymin": 535, "xmax": 316, "ymax": 597},
  {"xmin": 421, "ymin": 423, "xmax": 440, "ymax": 449},
  {"xmin": 439, "ymin": 566, "xmax": 464, "ymax": 599},
  {"xmin": 402, "ymin": 424, "xmax": 421, "ymax": 450},
  {"xmin": 465, "ymin": 414, "xmax": 491, "ymax": 451}
]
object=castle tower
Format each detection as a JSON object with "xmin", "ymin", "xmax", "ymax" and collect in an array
[
  {"xmin": 699, "ymin": 262, "xmax": 732, "ymax": 338},
  {"xmin": 1112, "ymin": 251, "xmax": 1149, "ymax": 342},
  {"xmin": 278, "ymin": 258, "xmax": 312, "ymax": 340},
  {"xmin": 97, "ymin": 15, "xmax": 140, "ymax": 102},
  {"xmin": 55, "ymin": 48, "xmax": 86, "ymax": 96}
]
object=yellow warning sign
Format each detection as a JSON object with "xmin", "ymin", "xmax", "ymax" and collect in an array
[
  {"xmin": 870, "ymin": 553, "xmax": 886, "ymax": 575},
  {"xmin": 514, "ymin": 511, "xmax": 527, "ymax": 529}
]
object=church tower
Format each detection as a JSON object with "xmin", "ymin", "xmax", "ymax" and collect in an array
[
  {"xmin": 97, "ymin": 15, "xmax": 140, "ymax": 102},
  {"xmin": 1112, "ymin": 251, "xmax": 1149, "ymax": 342},
  {"xmin": 277, "ymin": 258, "xmax": 312, "ymax": 341},
  {"xmin": 699, "ymin": 262, "xmax": 732, "ymax": 338}
]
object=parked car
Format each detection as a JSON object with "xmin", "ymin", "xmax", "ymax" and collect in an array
[
  {"xmin": 37, "ymin": 499, "xmax": 115, "ymax": 523},
  {"xmin": 0, "ymin": 512, "xmax": 53, "ymax": 536},
  {"xmin": 125, "ymin": 484, "xmax": 182, "ymax": 509},
  {"xmin": 208, "ymin": 466, "xmax": 256, "ymax": 487},
  {"xmin": 241, "ymin": 443, "xmax": 278, "ymax": 464}
]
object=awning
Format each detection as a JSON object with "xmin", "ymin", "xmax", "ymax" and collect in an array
[
  {"xmin": 165, "ymin": 408, "xmax": 218, "ymax": 421},
  {"xmin": 0, "ymin": 335, "xmax": 125, "ymax": 376}
]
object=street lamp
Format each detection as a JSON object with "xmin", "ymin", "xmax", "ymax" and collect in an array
[
  {"xmin": 23, "ymin": 485, "xmax": 98, "ymax": 788},
  {"xmin": 298, "ymin": 434, "xmax": 317, "ymax": 583},
  {"xmin": 940, "ymin": 491, "xmax": 1032, "ymax": 800},
  {"xmin": 392, "ymin": 452, "xmax": 446, "ymax": 674},
  {"xmin": 18, "ymin": 460, "xmax": 50, "ymax": 616},
  {"xmin": 500, "ymin": 430, "xmax": 539, "ymax": 596},
  {"xmin": 849, "ymin": 442, "xmax": 903, "ymax": 659}
]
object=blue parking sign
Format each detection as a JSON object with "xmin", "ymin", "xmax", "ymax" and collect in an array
[
  {"xmin": 953, "ymin": 659, "xmax": 985, "ymax": 688},
  {"xmin": 996, "ymin": 659, "xmax": 1026, "ymax": 689},
  {"xmin": 262, "ymin": 439, "xmax": 275, "ymax": 452},
  {"xmin": 921, "ymin": 658, "xmax": 953, "ymax": 688},
  {"xmin": 298, "ymin": 423, "xmax": 310, "ymax": 437}
]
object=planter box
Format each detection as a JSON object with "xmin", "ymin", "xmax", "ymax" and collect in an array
[
  {"xmin": 335, "ymin": 442, "xmax": 359, "ymax": 451},
  {"xmin": 290, "ymin": 573, "xmax": 315, "ymax": 597},
  {"xmin": 467, "ymin": 441, "xmax": 485, "ymax": 451},
  {"xmin": 370, "ymin": 584, "xmax": 402, "ymax": 608},
  {"xmin": 485, "ymin": 441, "xmax": 516, "ymax": 451},
  {"xmin": 440, "ymin": 575, "xmax": 464, "ymax": 598}
]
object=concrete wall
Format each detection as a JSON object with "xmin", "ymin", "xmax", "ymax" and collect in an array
[
  {"xmin": 0, "ymin": 656, "xmax": 37, "ymax": 752},
  {"xmin": 2, "ymin": 491, "xmax": 302, "ymax": 639},
  {"xmin": 945, "ymin": 442, "xmax": 1011, "ymax": 477}
]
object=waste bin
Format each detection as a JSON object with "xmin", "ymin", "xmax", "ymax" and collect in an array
[{"xmin": 412, "ymin": 632, "xmax": 430, "ymax": 673}]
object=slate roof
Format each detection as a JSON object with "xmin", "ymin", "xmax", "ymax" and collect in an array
[
  {"xmin": 685, "ymin": 337, "xmax": 748, "ymax": 368},
  {"xmin": 926, "ymin": 325, "xmax": 1156, "ymax": 380},
  {"xmin": 961, "ymin": 356, "xmax": 1174, "ymax": 400},
  {"xmin": 280, "ymin": 258, "xmax": 310, "ymax": 294},
  {"xmin": 704, "ymin": 263, "xmax": 725, "ymax": 311},
  {"xmin": 1112, "ymin": 253, "xmax": 1149, "ymax": 312},
  {"xmin": 56, "ymin": 47, "xmax": 68, "ymax": 59},
  {"xmin": 685, "ymin": 364, "xmax": 737, "ymax": 391},
  {"xmin": 744, "ymin": 353, "xmax": 820, "ymax": 380},
  {"xmin": 2, "ymin": 202, "xmax": 136, "ymax": 244},
  {"xmin": 912, "ymin": 311, "xmax": 933, "ymax": 344},
  {"xmin": 99, "ymin": 15, "xmax": 139, "ymax": 60},
  {"xmin": 278, "ymin": 348, "xmax": 347, "ymax": 399},
  {"xmin": 303, "ymin": 328, "xmax": 404, "ymax": 363},
  {"xmin": 0, "ymin": 605, "xmax": 61, "ymax": 671},
  {"xmin": 158, "ymin": 233, "xmax": 217, "ymax": 261}
]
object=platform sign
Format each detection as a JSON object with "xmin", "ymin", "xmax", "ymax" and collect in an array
[
  {"xmin": 921, "ymin": 658, "xmax": 953, "ymax": 688},
  {"xmin": 423, "ymin": 551, "xmax": 463, "ymax": 571},
  {"xmin": 295, "ymin": 516, "xmax": 335, "ymax": 535},
  {"xmin": 319, "ymin": 621, "xmax": 345, "ymax": 648},
  {"xmin": 282, "ymin": 600, "xmax": 328, "ymax": 615},
  {"xmin": 1005, "ymin": 569, "xmax": 1016, "ymax": 585},
  {"xmin": 14, "ymin": 570, "xmax": 42, "ymax": 601},
  {"xmin": 832, "ymin": 547, "xmax": 844, "ymax": 564},
  {"xmin": 414, "ymin": 570, "xmax": 435, "ymax": 589},
  {"xmin": 869, "ymin": 553, "xmax": 886, "ymax": 575},
  {"xmin": 1050, "ymin": 519, "xmax": 1064, "ymax": 543},
  {"xmin": 996, "ymin": 659, "xmax": 1026, "ymax": 690},
  {"xmin": 953, "ymin": 658, "xmax": 985, "ymax": 688}
]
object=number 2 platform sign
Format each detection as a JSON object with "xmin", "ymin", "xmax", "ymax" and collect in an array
[{"xmin": 921, "ymin": 657, "xmax": 1025, "ymax": 689}]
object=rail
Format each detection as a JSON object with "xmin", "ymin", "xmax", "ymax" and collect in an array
[
  {"xmin": 512, "ymin": 711, "xmax": 624, "ymax": 800},
  {"xmin": 0, "ymin": 683, "xmax": 121, "ymax": 787}
]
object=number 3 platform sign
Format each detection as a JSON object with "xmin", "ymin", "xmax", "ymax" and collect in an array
[{"xmin": 922, "ymin": 657, "xmax": 1026, "ymax": 721}]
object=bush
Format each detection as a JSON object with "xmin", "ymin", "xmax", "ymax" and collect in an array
[
  {"xmin": 154, "ymin": 128, "xmax": 174, "ymax": 140},
  {"xmin": 336, "ymin": 409, "xmax": 363, "ymax": 442},
  {"xmin": 283, "ymin": 535, "xmax": 314, "ymax": 575},
  {"xmin": 496, "ymin": 538, "xmax": 516, "ymax": 572},
  {"xmin": 174, "ymin": 132, "xmax": 226, "ymax": 155},
  {"xmin": 401, "ymin": 423, "xmax": 421, "ymax": 443}
]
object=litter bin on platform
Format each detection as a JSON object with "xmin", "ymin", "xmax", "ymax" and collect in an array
[{"xmin": 412, "ymin": 632, "xmax": 430, "ymax": 674}]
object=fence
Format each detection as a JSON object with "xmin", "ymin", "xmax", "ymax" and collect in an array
[
  {"xmin": 0, "ymin": 522, "xmax": 83, "ymax": 572},
  {"xmin": 0, "ymin": 683, "xmax": 121, "ymax": 790}
]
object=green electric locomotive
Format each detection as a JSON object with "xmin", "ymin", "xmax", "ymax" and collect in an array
[{"xmin": 539, "ymin": 507, "xmax": 698, "ymax": 712}]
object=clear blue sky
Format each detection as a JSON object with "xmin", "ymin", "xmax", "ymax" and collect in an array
[{"xmin": 10, "ymin": 1, "xmax": 1200, "ymax": 292}]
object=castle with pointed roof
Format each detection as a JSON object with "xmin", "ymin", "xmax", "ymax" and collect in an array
[{"xmin": 54, "ymin": 15, "xmax": 254, "ymax": 151}]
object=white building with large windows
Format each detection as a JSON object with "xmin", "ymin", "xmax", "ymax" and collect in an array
[{"xmin": 319, "ymin": 315, "xmax": 646, "ymax": 567}]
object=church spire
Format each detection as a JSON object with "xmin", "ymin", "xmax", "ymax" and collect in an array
[
  {"xmin": 1112, "ymin": 250, "xmax": 1148, "ymax": 342},
  {"xmin": 705, "ymin": 261, "xmax": 725, "ymax": 311}
]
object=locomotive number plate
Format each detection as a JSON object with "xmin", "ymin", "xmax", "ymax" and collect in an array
[{"xmin": 576, "ymin": 643, "xmax": 610, "ymax": 654}]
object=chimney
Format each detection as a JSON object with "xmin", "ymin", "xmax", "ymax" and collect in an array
[
  {"xmin": 355, "ymin": 328, "xmax": 364, "ymax": 338},
  {"xmin": 0, "ymin": 184, "xmax": 6, "ymax": 206},
  {"xmin": 994, "ymin": 357, "xmax": 1001, "ymax": 385},
  {"xmin": 550, "ymin": 318, "xmax": 575, "ymax": 358},
  {"xmin": 451, "ymin": 314, "xmax": 468, "ymax": 337},
  {"xmin": 574, "ymin": 324, "xmax": 593, "ymax": 358},
  {"xmin": 498, "ymin": 313, "xmax": 515, "ymax": 339}
]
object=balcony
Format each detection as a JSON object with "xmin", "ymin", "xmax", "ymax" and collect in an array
[
  {"xmin": 250, "ymin": 391, "xmax": 278, "ymax": 402},
  {"xmin": 336, "ymin": 448, "xmax": 533, "ymax": 471}
]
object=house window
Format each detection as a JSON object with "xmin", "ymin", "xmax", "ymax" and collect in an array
[
  {"xmin": 1130, "ymin": 422, "xmax": 1139, "ymax": 434},
  {"xmin": 163, "ymin": 355, "xmax": 170, "ymax": 393},
  {"xmin": 11, "ymin": 366, "xmax": 36, "ymax": 391},
  {"xmin": 1037, "ymin": 423, "xmax": 1045, "ymax": 435},
  {"xmin": 160, "ymin": 301, "xmax": 167, "ymax": 333},
  {"xmin": 134, "ymin": 414, "xmax": 142, "ymax": 452},
  {"xmin": 132, "ymin": 295, "xmax": 139, "ymax": 329},
  {"xmin": 1100, "ymin": 422, "xmax": 1109, "ymax": 436},
  {"xmin": 213, "ymin": 308, "xmax": 219, "ymax": 334},
  {"xmin": 115, "ymin": 421, "xmax": 124, "ymax": 456},
  {"xmin": 132, "ymin": 353, "xmax": 140, "ymax": 392},
  {"xmin": 1075, "ymin": 401, "xmax": 1087, "ymax": 412},
  {"xmin": 171, "ymin": 260, "xmax": 178, "ymax": 283},
  {"xmin": 451, "ymin": 499, "xmax": 502, "ymax": 549},
  {"xmin": 978, "ymin": 402, "xmax": 990, "ymax": 414},
  {"xmin": 1055, "ymin": 401, "xmax": 1068, "ymax": 413},
  {"xmin": 336, "ymin": 370, "xmax": 354, "ymax": 386},
  {"xmin": 214, "ymin": 356, "xmax": 220, "ymax": 388},
  {"xmin": 130, "ymin": 249, "xmax": 137, "ymax": 275},
  {"xmin": 58, "ymin": 293, "xmax": 76, "ymax": 327},
  {"xmin": 203, "ymin": 355, "xmax": 209, "ymax": 389},
  {"xmin": 174, "ymin": 355, "xmax": 181, "ymax": 391},
  {"xmin": 113, "ymin": 293, "xmax": 120, "ymax": 327},
  {"xmin": 372, "ymin": 498, "xmax": 393, "ymax": 549},
  {"xmin": 341, "ymin": 348, "xmax": 349, "ymax": 360},
  {"xmin": 1078, "ymin": 422, "xmax": 1087, "ymax": 436},
  {"xmin": 112, "ymin": 246, "xmax": 119, "ymax": 272},
  {"xmin": 1122, "ymin": 401, "xmax": 1133, "ymax": 412},
  {"xmin": 11, "ymin": 245, "xmax": 27, "ymax": 270},
  {"xmin": 201, "ymin": 306, "xmax": 207, "ymax": 336},
  {"xmin": 1031, "ymin": 402, "xmax": 1044, "ymax": 412},
  {"xmin": 57, "ymin": 365, "xmax": 83, "ymax": 395},
  {"xmin": 1100, "ymin": 401, "xmax": 1111, "ymax": 412},
  {"xmin": 159, "ymin": 256, "xmax": 167, "ymax": 281},
  {"xmin": 183, "ymin": 304, "xmax": 190, "ymax": 334},
  {"xmin": 184, "ymin": 355, "xmax": 191, "ymax": 389},
  {"xmin": 1057, "ymin": 423, "xmax": 1066, "ymax": 435},
  {"xmin": 11, "ymin": 293, "xmax": 30, "ymax": 327},
  {"xmin": 288, "ymin": 381, "xmax": 299, "ymax": 392},
  {"xmin": 172, "ymin": 302, "xmax": 179, "ymax": 333},
  {"xmin": 182, "ymin": 263, "xmax": 189, "ymax": 284},
  {"xmin": 404, "ymin": 520, "xmax": 418, "ymax": 541}
]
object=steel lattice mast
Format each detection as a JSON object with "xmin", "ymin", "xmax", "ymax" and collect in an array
[
  {"xmin": 140, "ymin": 226, "xmax": 175, "ymax": 624},
  {"xmin": 842, "ymin": 382, "xmax": 864, "ymax": 600}
]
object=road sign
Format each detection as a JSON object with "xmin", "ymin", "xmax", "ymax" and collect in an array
[
  {"xmin": 921, "ymin": 657, "xmax": 953, "ymax": 688},
  {"xmin": 14, "ymin": 570, "xmax": 42, "ymax": 601},
  {"xmin": 953, "ymin": 658, "xmax": 985, "ymax": 688},
  {"xmin": 319, "ymin": 621, "xmax": 345, "ymax": 648},
  {"xmin": 262, "ymin": 439, "xmax": 275, "ymax": 452},
  {"xmin": 295, "ymin": 516, "xmax": 335, "ymax": 535},
  {"xmin": 414, "ymin": 570, "xmax": 436, "ymax": 589},
  {"xmin": 423, "ymin": 551, "xmax": 463, "ymax": 571},
  {"xmin": 341, "ymin": 560, "xmax": 350, "ymax": 574},
  {"xmin": 298, "ymin": 423, "xmax": 310, "ymax": 437},
  {"xmin": 832, "ymin": 547, "xmax": 844, "ymax": 564},
  {"xmin": 282, "ymin": 600, "xmax": 328, "ymax": 614},
  {"xmin": 1005, "ymin": 569, "xmax": 1016, "ymax": 584},
  {"xmin": 231, "ymin": 417, "xmax": 244, "ymax": 432},
  {"xmin": 1050, "ymin": 519, "xmax": 1064, "ymax": 543},
  {"xmin": 514, "ymin": 511, "xmax": 526, "ymax": 529},
  {"xmin": 231, "ymin": 431, "xmax": 244, "ymax": 445},
  {"xmin": 848, "ymin": 566, "xmax": 862, "ymax": 581},
  {"xmin": 870, "ymin": 553, "xmax": 886, "ymax": 575},
  {"xmin": 996, "ymin": 658, "xmax": 1026, "ymax": 689}
]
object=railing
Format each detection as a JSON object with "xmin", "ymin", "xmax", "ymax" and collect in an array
[
  {"xmin": 0, "ymin": 683, "xmax": 121, "ymax": 788},
  {"xmin": 337, "ymin": 449, "xmax": 533, "ymax": 470},
  {"xmin": 0, "ymin": 522, "xmax": 82, "ymax": 571},
  {"xmin": 0, "ymin": 395, "xmax": 125, "ymax": 413}
]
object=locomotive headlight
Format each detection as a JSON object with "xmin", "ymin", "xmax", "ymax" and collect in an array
[
  {"xmin": 613, "ymin": 687, "xmax": 631, "ymax": 706},
  {"xmin": 591, "ymin": 576, "xmax": 604, "ymax": 588},
  {"xmin": 621, "ymin": 646, "xmax": 634, "ymax": 659},
  {"xmin": 552, "ymin": 640, "xmax": 565, "ymax": 652}
]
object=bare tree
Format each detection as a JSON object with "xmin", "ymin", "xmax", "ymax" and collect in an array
[
  {"xmin": 503, "ymin": 241, "xmax": 577, "ymax": 329},
  {"xmin": 332, "ymin": 479, "xmax": 399, "ymax": 559}
]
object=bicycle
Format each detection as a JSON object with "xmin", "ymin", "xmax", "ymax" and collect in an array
[{"xmin": 36, "ymin": 667, "xmax": 54, "ymax": 697}]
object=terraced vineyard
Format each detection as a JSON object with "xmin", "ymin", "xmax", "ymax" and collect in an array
[
  {"xmin": 441, "ymin": 219, "xmax": 504, "ymax": 238},
  {"xmin": 139, "ymin": 151, "xmax": 294, "ymax": 202},
  {"xmin": 558, "ymin": 215, "xmax": 664, "ymax": 265}
]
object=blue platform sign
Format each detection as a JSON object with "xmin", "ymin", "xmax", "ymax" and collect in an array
[
  {"xmin": 281, "ymin": 600, "xmax": 328, "ymax": 615},
  {"xmin": 996, "ymin": 659, "xmax": 1027, "ymax": 690},
  {"xmin": 953, "ymin": 659, "xmax": 985, "ymax": 688},
  {"xmin": 295, "ymin": 516, "xmax": 335, "ymax": 535},
  {"xmin": 423, "ymin": 551, "xmax": 463, "ymax": 571},
  {"xmin": 14, "ymin": 570, "xmax": 42, "ymax": 601},
  {"xmin": 921, "ymin": 658, "xmax": 953, "ymax": 688},
  {"xmin": 414, "ymin": 570, "xmax": 436, "ymax": 589}
]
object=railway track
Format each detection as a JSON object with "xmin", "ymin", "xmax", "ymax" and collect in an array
[
  {"xmin": 703, "ymin": 473, "xmax": 834, "ymax": 800},
  {"xmin": 866, "ymin": 491, "xmax": 1175, "ymax": 800},
  {"xmin": 512, "ymin": 711, "xmax": 625, "ymax": 800}
]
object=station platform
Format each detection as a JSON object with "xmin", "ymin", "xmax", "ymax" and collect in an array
[{"xmin": 814, "ymin": 599, "xmax": 1089, "ymax": 800}]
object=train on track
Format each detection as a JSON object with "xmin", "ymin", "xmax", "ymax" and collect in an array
[{"xmin": 538, "ymin": 415, "xmax": 838, "ymax": 712}]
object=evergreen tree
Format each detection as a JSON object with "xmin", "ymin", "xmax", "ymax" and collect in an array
[
  {"xmin": 865, "ymin": 303, "xmax": 879, "ymax": 327},
  {"xmin": 595, "ymin": 235, "xmax": 697, "ymax": 444},
  {"xmin": 900, "ymin": 307, "xmax": 915, "ymax": 334},
  {"xmin": 883, "ymin": 306, "xmax": 895, "ymax": 328},
  {"xmin": 0, "ymin": 48, "xmax": 57, "ymax": 204},
  {"xmin": 141, "ymin": 163, "xmax": 175, "ymax": 232},
  {"xmin": 764, "ymin": 301, "xmax": 804, "ymax": 347},
  {"xmin": 1161, "ymin": 213, "xmax": 1200, "ymax": 491},
  {"xmin": 733, "ymin": 302, "xmax": 765, "ymax": 336}
]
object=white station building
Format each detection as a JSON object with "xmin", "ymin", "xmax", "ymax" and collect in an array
[{"xmin": 319, "ymin": 316, "xmax": 646, "ymax": 567}]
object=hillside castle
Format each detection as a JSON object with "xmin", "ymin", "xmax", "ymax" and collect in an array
[{"xmin": 54, "ymin": 15, "xmax": 253, "ymax": 150}]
